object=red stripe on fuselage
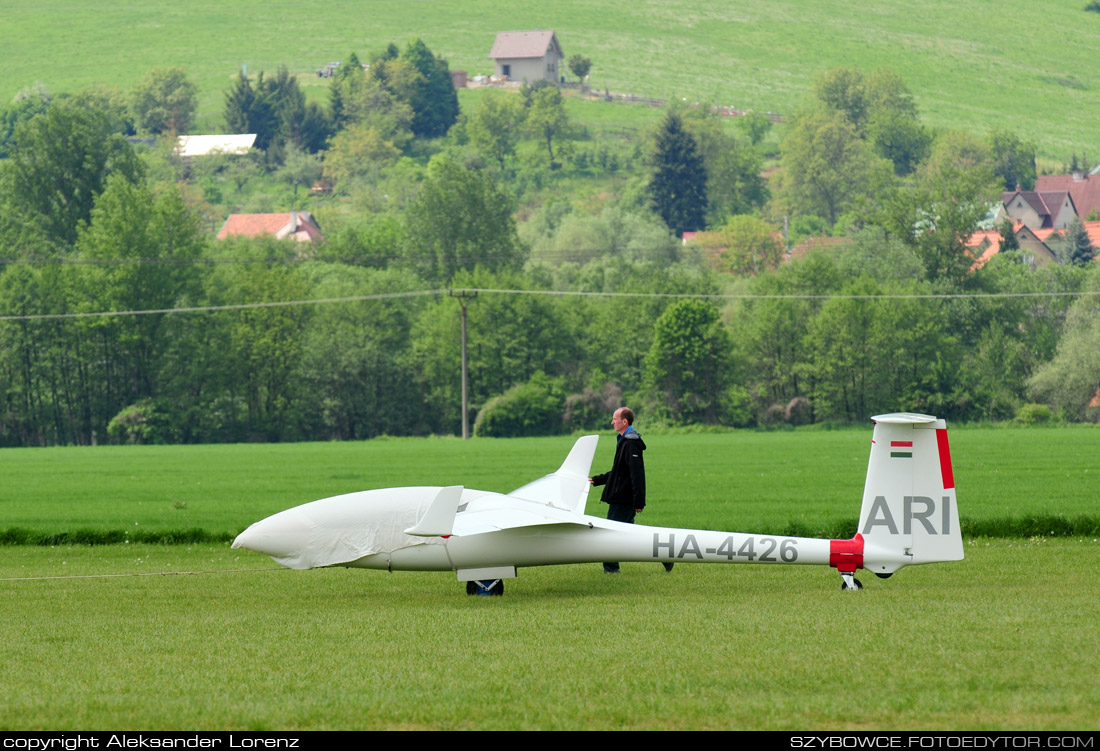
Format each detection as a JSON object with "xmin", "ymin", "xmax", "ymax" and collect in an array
[
  {"xmin": 891, "ymin": 440, "xmax": 912, "ymax": 447},
  {"xmin": 936, "ymin": 428, "xmax": 954, "ymax": 489},
  {"xmin": 829, "ymin": 534, "xmax": 864, "ymax": 572}
]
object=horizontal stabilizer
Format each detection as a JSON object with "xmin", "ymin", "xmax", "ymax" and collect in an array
[
  {"xmin": 507, "ymin": 434, "xmax": 598, "ymax": 514},
  {"xmin": 404, "ymin": 485, "xmax": 464, "ymax": 537}
]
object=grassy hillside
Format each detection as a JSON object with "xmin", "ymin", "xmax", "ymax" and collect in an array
[{"xmin": 5, "ymin": 1, "xmax": 1099, "ymax": 158}]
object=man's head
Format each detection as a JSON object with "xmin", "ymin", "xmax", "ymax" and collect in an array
[{"xmin": 611, "ymin": 407, "xmax": 634, "ymax": 435}]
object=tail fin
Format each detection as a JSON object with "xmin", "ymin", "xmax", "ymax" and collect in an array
[
  {"xmin": 857, "ymin": 413, "xmax": 963, "ymax": 575},
  {"xmin": 507, "ymin": 435, "xmax": 598, "ymax": 514}
]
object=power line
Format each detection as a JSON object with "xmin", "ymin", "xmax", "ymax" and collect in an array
[
  {"xmin": 2, "ymin": 287, "xmax": 1096, "ymax": 321},
  {"xmin": 0, "ymin": 290, "xmax": 445, "ymax": 321}
]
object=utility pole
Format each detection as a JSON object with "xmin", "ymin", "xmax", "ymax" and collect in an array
[{"xmin": 449, "ymin": 289, "xmax": 478, "ymax": 440}]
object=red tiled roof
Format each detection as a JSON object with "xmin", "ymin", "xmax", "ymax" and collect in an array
[
  {"xmin": 1035, "ymin": 173, "xmax": 1100, "ymax": 220},
  {"xmin": 787, "ymin": 236, "xmax": 848, "ymax": 261},
  {"xmin": 967, "ymin": 221, "xmax": 1100, "ymax": 269},
  {"xmin": 216, "ymin": 212, "xmax": 323, "ymax": 242},
  {"xmin": 490, "ymin": 30, "xmax": 559, "ymax": 59},
  {"xmin": 1034, "ymin": 221, "xmax": 1100, "ymax": 248},
  {"xmin": 966, "ymin": 229, "xmax": 1002, "ymax": 271}
]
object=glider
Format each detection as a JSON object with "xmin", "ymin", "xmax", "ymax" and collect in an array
[{"xmin": 232, "ymin": 413, "xmax": 963, "ymax": 594}]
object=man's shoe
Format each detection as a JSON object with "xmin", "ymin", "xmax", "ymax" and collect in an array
[{"xmin": 662, "ymin": 562, "xmax": 674, "ymax": 572}]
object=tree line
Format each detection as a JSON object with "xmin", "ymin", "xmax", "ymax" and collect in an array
[{"xmin": 1, "ymin": 53, "xmax": 1098, "ymax": 446}]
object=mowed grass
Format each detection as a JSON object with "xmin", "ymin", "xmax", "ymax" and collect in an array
[
  {"xmin": 1, "ymin": 426, "xmax": 1097, "ymax": 541},
  {"xmin": 1, "ymin": 539, "xmax": 1097, "ymax": 730},
  {"xmin": 3, "ymin": 1, "xmax": 1099, "ymax": 157}
]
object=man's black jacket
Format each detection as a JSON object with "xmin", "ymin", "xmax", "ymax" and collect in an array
[{"xmin": 591, "ymin": 431, "xmax": 646, "ymax": 509}]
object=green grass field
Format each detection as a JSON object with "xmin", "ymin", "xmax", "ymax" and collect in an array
[
  {"xmin": 2, "ymin": 426, "xmax": 1097, "ymax": 541},
  {"xmin": 2, "ymin": 427, "xmax": 1098, "ymax": 729},
  {"xmin": 5, "ymin": 1, "xmax": 1099, "ymax": 158},
  {"xmin": 2, "ymin": 540, "xmax": 1097, "ymax": 730}
]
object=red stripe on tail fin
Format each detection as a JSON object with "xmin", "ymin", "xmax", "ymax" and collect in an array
[{"xmin": 936, "ymin": 428, "xmax": 954, "ymax": 489}]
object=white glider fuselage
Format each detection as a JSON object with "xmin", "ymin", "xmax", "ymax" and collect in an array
[{"xmin": 232, "ymin": 414, "xmax": 963, "ymax": 589}]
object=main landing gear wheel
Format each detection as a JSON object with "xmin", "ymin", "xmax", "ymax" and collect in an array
[
  {"xmin": 839, "ymin": 573, "xmax": 863, "ymax": 591},
  {"xmin": 466, "ymin": 579, "xmax": 504, "ymax": 596}
]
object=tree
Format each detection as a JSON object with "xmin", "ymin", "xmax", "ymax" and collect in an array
[
  {"xmin": 400, "ymin": 39, "xmax": 459, "ymax": 138},
  {"xmin": 223, "ymin": 71, "xmax": 276, "ymax": 148},
  {"xmin": 75, "ymin": 175, "xmax": 205, "ymax": 411},
  {"xmin": 275, "ymin": 146, "xmax": 323, "ymax": 198},
  {"xmin": 778, "ymin": 109, "xmax": 891, "ymax": 226},
  {"xmin": 1, "ymin": 99, "xmax": 144, "ymax": 247},
  {"xmin": 0, "ymin": 83, "xmax": 52, "ymax": 158},
  {"xmin": 567, "ymin": 54, "xmax": 592, "ymax": 81},
  {"xmin": 225, "ymin": 68, "xmax": 329, "ymax": 153},
  {"xmin": 880, "ymin": 130, "xmax": 1003, "ymax": 283},
  {"xmin": 298, "ymin": 265, "xmax": 424, "ymax": 439},
  {"xmin": 643, "ymin": 299, "xmax": 734, "ymax": 424},
  {"xmin": 877, "ymin": 131, "xmax": 1001, "ymax": 284},
  {"xmin": 410, "ymin": 267, "xmax": 578, "ymax": 434},
  {"xmin": 1029, "ymin": 268, "xmax": 1100, "ymax": 420},
  {"xmin": 735, "ymin": 110, "xmax": 772, "ymax": 146},
  {"xmin": 988, "ymin": 129, "xmax": 1037, "ymax": 191},
  {"xmin": 130, "ymin": 67, "xmax": 198, "ymax": 134},
  {"xmin": 648, "ymin": 112, "xmax": 707, "ymax": 237},
  {"xmin": 323, "ymin": 121, "xmax": 404, "ymax": 186},
  {"xmin": 682, "ymin": 108, "xmax": 767, "ymax": 224},
  {"xmin": 999, "ymin": 217, "xmax": 1020, "ymax": 253},
  {"xmin": 710, "ymin": 215, "xmax": 784, "ymax": 275},
  {"xmin": 524, "ymin": 86, "xmax": 570, "ymax": 167},
  {"xmin": 813, "ymin": 67, "xmax": 870, "ymax": 135},
  {"xmin": 812, "ymin": 67, "xmax": 929, "ymax": 176},
  {"xmin": 1064, "ymin": 218, "xmax": 1095, "ymax": 266},
  {"xmin": 467, "ymin": 92, "xmax": 525, "ymax": 170},
  {"xmin": 403, "ymin": 156, "xmax": 525, "ymax": 280}
]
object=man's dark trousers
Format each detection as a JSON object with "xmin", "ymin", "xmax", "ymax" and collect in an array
[{"xmin": 603, "ymin": 504, "xmax": 636, "ymax": 573}]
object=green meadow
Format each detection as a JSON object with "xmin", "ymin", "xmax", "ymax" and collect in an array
[
  {"xmin": 2, "ymin": 540, "xmax": 1097, "ymax": 730},
  {"xmin": 4, "ymin": 0, "xmax": 1099, "ymax": 157},
  {"xmin": 2, "ymin": 426, "xmax": 1097, "ymax": 542},
  {"xmin": 2, "ymin": 427, "xmax": 1099, "ymax": 729}
]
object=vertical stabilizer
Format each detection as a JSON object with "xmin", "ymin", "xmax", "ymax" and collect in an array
[
  {"xmin": 507, "ymin": 435, "xmax": 598, "ymax": 514},
  {"xmin": 858, "ymin": 413, "xmax": 963, "ymax": 574}
]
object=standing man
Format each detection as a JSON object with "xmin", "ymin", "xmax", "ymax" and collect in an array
[{"xmin": 589, "ymin": 407, "xmax": 673, "ymax": 573}]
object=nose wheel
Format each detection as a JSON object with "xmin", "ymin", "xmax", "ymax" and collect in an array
[{"xmin": 466, "ymin": 579, "xmax": 504, "ymax": 596}]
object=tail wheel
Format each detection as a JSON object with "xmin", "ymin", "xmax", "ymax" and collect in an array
[{"xmin": 840, "ymin": 578, "xmax": 864, "ymax": 591}]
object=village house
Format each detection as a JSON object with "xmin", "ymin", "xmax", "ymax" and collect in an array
[
  {"xmin": 967, "ymin": 220, "xmax": 1100, "ymax": 270},
  {"xmin": 1034, "ymin": 170, "xmax": 1100, "ymax": 221},
  {"xmin": 995, "ymin": 188, "xmax": 1077, "ymax": 230},
  {"xmin": 489, "ymin": 30, "xmax": 564, "ymax": 83},
  {"xmin": 216, "ymin": 211, "xmax": 324, "ymax": 243}
]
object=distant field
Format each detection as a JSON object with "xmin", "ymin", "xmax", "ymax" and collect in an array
[
  {"xmin": 2, "ymin": 426, "xmax": 1097, "ymax": 542},
  {"xmin": 4, "ymin": 1, "xmax": 1099, "ymax": 157},
  {"xmin": 1, "ymin": 540, "xmax": 1097, "ymax": 729}
]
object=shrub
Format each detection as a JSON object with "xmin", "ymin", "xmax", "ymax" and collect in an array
[
  {"xmin": 474, "ymin": 372, "xmax": 566, "ymax": 438},
  {"xmin": 1015, "ymin": 403, "xmax": 1054, "ymax": 425},
  {"xmin": 107, "ymin": 401, "xmax": 167, "ymax": 444},
  {"xmin": 563, "ymin": 383, "xmax": 623, "ymax": 431}
]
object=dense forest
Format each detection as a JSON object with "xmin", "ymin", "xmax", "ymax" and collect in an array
[{"xmin": 1, "ymin": 43, "xmax": 1097, "ymax": 446}]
